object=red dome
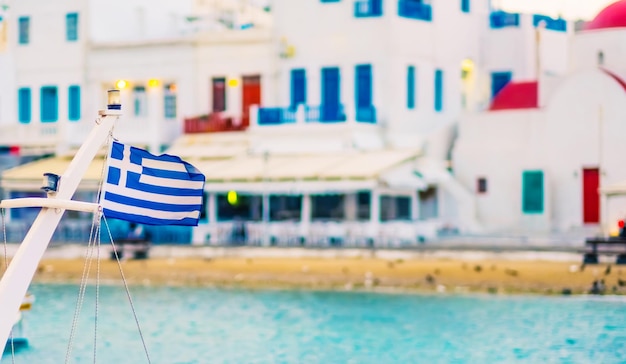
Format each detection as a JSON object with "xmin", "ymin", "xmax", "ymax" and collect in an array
[{"xmin": 586, "ymin": 1, "xmax": 626, "ymax": 31}]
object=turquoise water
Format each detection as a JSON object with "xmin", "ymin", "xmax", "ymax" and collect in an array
[{"xmin": 6, "ymin": 284, "xmax": 626, "ymax": 363}]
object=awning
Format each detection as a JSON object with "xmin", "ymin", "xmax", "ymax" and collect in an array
[
  {"xmin": 196, "ymin": 149, "xmax": 420, "ymax": 183},
  {"xmin": 1, "ymin": 147, "xmax": 424, "ymax": 194},
  {"xmin": 1, "ymin": 155, "xmax": 105, "ymax": 190},
  {"xmin": 204, "ymin": 180, "xmax": 377, "ymax": 194}
]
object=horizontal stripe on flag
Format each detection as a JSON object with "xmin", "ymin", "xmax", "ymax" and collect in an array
[
  {"xmin": 127, "ymin": 172, "xmax": 204, "ymax": 196},
  {"xmin": 137, "ymin": 169, "xmax": 205, "ymax": 189},
  {"xmin": 103, "ymin": 208, "xmax": 200, "ymax": 226},
  {"xmin": 102, "ymin": 198, "xmax": 200, "ymax": 220},
  {"xmin": 141, "ymin": 158, "xmax": 191, "ymax": 173},
  {"xmin": 103, "ymin": 183, "xmax": 203, "ymax": 205},
  {"xmin": 103, "ymin": 191, "xmax": 202, "ymax": 213}
]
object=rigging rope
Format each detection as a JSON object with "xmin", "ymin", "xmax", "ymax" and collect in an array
[
  {"xmin": 1, "ymin": 208, "xmax": 15, "ymax": 364},
  {"xmin": 65, "ymin": 213, "xmax": 99, "ymax": 364},
  {"xmin": 102, "ymin": 216, "xmax": 152, "ymax": 364},
  {"xmin": 93, "ymin": 220, "xmax": 101, "ymax": 364}
]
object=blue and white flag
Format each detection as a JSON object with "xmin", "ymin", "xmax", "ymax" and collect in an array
[{"xmin": 100, "ymin": 141, "xmax": 205, "ymax": 226}]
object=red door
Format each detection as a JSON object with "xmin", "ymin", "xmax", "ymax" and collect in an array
[
  {"xmin": 242, "ymin": 75, "xmax": 261, "ymax": 127},
  {"xmin": 583, "ymin": 168, "xmax": 600, "ymax": 224}
]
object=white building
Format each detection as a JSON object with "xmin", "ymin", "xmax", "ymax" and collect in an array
[
  {"xmin": 0, "ymin": 0, "xmax": 577, "ymax": 245},
  {"xmin": 454, "ymin": 0, "xmax": 626, "ymax": 237}
]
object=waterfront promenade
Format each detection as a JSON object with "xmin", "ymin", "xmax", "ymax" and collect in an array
[{"xmin": 1, "ymin": 239, "xmax": 619, "ymax": 296}]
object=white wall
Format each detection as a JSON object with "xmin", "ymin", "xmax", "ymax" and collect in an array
[
  {"xmin": 484, "ymin": 14, "xmax": 571, "ymax": 87},
  {"xmin": 0, "ymin": 50, "xmax": 15, "ymax": 126},
  {"xmin": 454, "ymin": 110, "xmax": 547, "ymax": 232},
  {"xmin": 542, "ymin": 70, "xmax": 626, "ymax": 231},
  {"xmin": 11, "ymin": 0, "xmax": 87, "ymax": 127},
  {"xmin": 454, "ymin": 69, "xmax": 626, "ymax": 234},
  {"xmin": 88, "ymin": 0, "xmax": 194, "ymax": 42},
  {"xmin": 88, "ymin": 41, "xmax": 195, "ymax": 150},
  {"xmin": 193, "ymin": 30, "xmax": 274, "ymax": 117},
  {"xmin": 571, "ymin": 30, "xmax": 626, "ymax": 71},
  {"xmin": 270, "ymin": 0, "xmax": 492, "ymax": 137}
]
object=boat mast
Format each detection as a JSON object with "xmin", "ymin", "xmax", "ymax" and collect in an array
[{"xmin": 0, "ymin": 91, "xmax": 122, "ymax": 353}]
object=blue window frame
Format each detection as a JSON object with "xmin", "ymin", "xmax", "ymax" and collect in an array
[
  {"xmin": 490, "ymin": 11, "xmax": 520, "ymax": 28},
  {"xmin": 461, "ymin": 0, "xmax": 470, "ymax": 13},
  {"xmin": 407, "ymin": 66, "xmax": 416, "ymax": 109},
  {"xmin": 68, "ymin": 85, "xmax": 80, "ymax": 121},
  {"xmin": 354, "ymin": 0, "xmax": 383, "ymax": 17},
  {"xmin": 434, "ymin": 69, "xmax": 443, "ymax": 112},
  {"xmin": 66, "ymin": 13, "xmax": 78, "ymax": 41},
  {"xmin": 18, "ymin": 88, "xmax": 31, "ymax": 123},
  {"xmin": 164, "ymin": 84, "xmax": 177, "ymax": 119},
  {"xmin": 533, "ymin": 14, "xmax": 566, "ymax": 32},
  {"xmin": 40, "ymin": 86, "xmax": 58, "ymax": 122},
  {"xmin": 290, "ymin": 69, "xmax": 306, "ymax": 109},
  {"xmin": 491, "ymin": 71, "xmax": 512, "ymax": 98},
  {"xmin": 133, "ymin": 86, "xmax": 146, "ymax": 116},
  {"xmin": 398, "ymin": 0, "xmax": 432, "ymax": 21},
  {"xmin": 18, "ymin": 17, "xmax": 29, "ymax": 44}
]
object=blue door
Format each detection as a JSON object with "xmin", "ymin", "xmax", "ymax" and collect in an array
[
  {"xmin": 321, "ymin": 67, "xmax": 342, "ymax": 122},
  {"xmin": 290, "ymin": 69, "xmax": 306, "ymax": 109}
]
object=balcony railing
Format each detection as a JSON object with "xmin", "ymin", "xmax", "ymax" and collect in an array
[
  {"xmin": 354, "ymin": 0, "xmax": 383, "ymax": 17},
  {"xmin": 184, "ymin": 113, "xmax": 246, "ymax": 134},
  {"xmin": 0, "ymin": 123, "xmax": 59, "ymax": 149},
  {"xmin": 356, "ymin": 105, "xmax": 377, "ymax": 123},
  {"xmin": 533, "ymin": 14, "xmax": 566, "ymax": 32},
  {"xmin": 258, "ymin": 107, "xmax": 297, "ymax": 126},
  {"xmin": 490, "ymin": 11, "xmax": 520, "ymax": 29},
  {"xmin": 398, "ymin": 0, "xmax": 432, "ymax": 21},
  {"xmin": 305, "ymin": 105, "xmax": 347, "ymax": 123}
]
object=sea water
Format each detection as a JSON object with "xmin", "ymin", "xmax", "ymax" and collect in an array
[{"xmin": 6, "ymin": 284, "xmax": 626, "ymax": 364}]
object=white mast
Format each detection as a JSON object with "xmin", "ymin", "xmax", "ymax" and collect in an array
[{"xmin": 0, "ymin": 90, "xmax": 122, "ymax": 354}]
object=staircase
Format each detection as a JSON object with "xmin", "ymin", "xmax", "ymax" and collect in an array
[{"xmin": 416, "ymin": 158, "xmax": 483, "ymax": 234}]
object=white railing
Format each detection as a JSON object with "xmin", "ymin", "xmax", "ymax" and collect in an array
[
  {"xmin": 0, "ymin": 124, "xmax": 60, "ymax": 147},
  {"xmin": 196, "ymin": 219, "xmax": 443, "ymax": 246}
]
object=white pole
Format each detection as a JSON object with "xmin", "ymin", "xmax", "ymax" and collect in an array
[
  {"xmin": 0, "ymin": 102, "xmax": 121, "ymax": 354},
  {"xmin": 262, "ymin": 151, "xmax": 270, "ymax": 245}
]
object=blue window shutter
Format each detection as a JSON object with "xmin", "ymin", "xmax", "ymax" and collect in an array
[
  {"xmin": 290, "ymin": 69, "xmax": 306, "ymax": 108},
  {"xmin": 434, "ymin": 69, "xmax": 444, "ymax": 112},
  {"xmin": 321, "ymin": 67, "xmax": 342, "ymax": 121},
  {"xmin": 66, "ymin": 13, "xmax": 79, "ymax": 41},
  {"xmin": 355, "ymin": 64, "xmax": 372, "ymax": 108},
  {"xmin": 164, "ymin": 84, "xmax": 177, "ymax": 119},
  {"xmin": 40, "ymin": 86, "xmax": 58, "ymax": 122},
  {"xmin": 68, "ymin": 85, "xmax": 80, "ymax": 121},
  {"xmin": 522, "ymin": 170, "xmax": 544, "ymax": 213},
  {"xmin": 461, "ymin": 0, "xmax": 470, "ymax": 13},
  {"xmin": 18, "ymin": 17, "xmax": 29, "ymax": 44},
  {"xmin": 18, "ymin": 88, "xmax": 31, "ymax": 123},
  {"xmin": 407, "ymin": 66, "xmax": 415, "ymax": 109},
  {"xmin": 491, "ymin": 71, "xmax": 512, "ymax": 97}
]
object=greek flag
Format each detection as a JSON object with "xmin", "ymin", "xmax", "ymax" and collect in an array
[{"xmin": 100, "ymin": 141, "xmax": 205, "ymax": 226}]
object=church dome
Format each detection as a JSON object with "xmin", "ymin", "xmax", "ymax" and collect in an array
[{"xmin": 586, "ymin": 1, "xmax": 626, "ymax": 31}]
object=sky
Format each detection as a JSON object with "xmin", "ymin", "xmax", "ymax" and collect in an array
[{"xmin": 498, "ymin": 0, "xmax": 615, "ymax": 20}]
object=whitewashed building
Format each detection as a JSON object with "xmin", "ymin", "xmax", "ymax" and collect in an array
[
  {"xmin": 0, "ymin": 0, "xmax": 578, "ymax": 245},
  {"xmin": 454, "ymin": 0, "xmax": 626, "ymax": 237}
]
